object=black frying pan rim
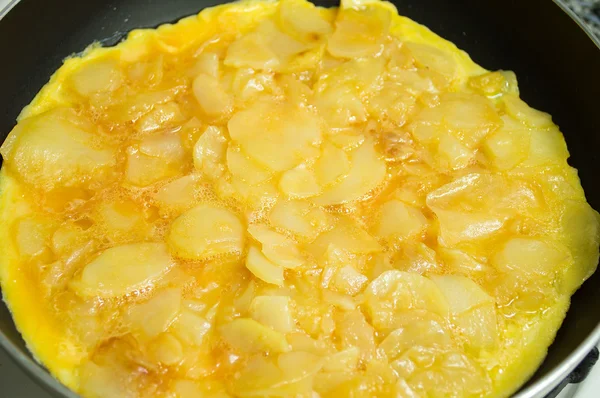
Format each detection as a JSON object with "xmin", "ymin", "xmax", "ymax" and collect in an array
[{"xmin": 0, "ymin": 0, "xmax": 599, "ymax": 397}]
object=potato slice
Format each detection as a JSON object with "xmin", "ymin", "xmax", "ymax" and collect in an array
[
  {"xmin": 135, "ymin": 102, "xmax": 185, "ymax": 133},
  {"xmin": 411, "ymin": 93, "xmax": 501, "ymax": 149},
  {"xmin": 0, "ymin": 108, "xmax": 115, "ymax": 190},
  {"xmin": 503, "ymin": 95, "xmax": 553, "ymax": 128},
  {"xmin": 314, "ymin": 143, "xmax": 351, "ymax": 186},
  {"xmin": 483, "ymin": 116, "xmax": 530, "ymax": 170},
  {"xmin": 138, "ymin": 133, "xmax": 184, "ymax": 159},
  {"xmin": 379, "ymin": 311, "xmax": 452, "ymax": 360},
  {"xmin": 309, "ymin": 218, "xmax": 381, "ymax": 259},
  {"xmin": 436, "ymin": 133, "xmax": 475, "ymax": 171},
  {"xmin": 154, "ymin": 175, "xmax": 197, "ymax": 213},
  {"xmin": 454, "ymin": 305, "xmax": 498, "ymax": 350},
  {"xmin": 426, "ymin": 173, "xmax": 539, "ymax": 245},
  {"xmin": 269, "ymin": 200, "xmax": 331, "ymax": 240},
  {"xmin": 247, "ymin": 225, "xmax": 304, "ymax": 269},
  {"xmin": 335, "ymin": 309, "xmax": 376, "ymax": 352},
  {"xmin": 170, "ymin": 309, "xmax": 211, "ymax": 347},
  {"xmin": 323, "ymin": 347, "xmax": 360, "ymax": 372},
  {"xmin": 193, "ymin": 73, "xmax": 233, "ymax": 117},
  {"xmin": 332, "ymin": 265, "xmax": 369, "ymax": 296},
  {"xmin": 14, "ymin": 216, "xmax": 53, "ymax": 258},
  {"xmin": 279, "ymin": 166, "xmax": 321, "ymax": 199},
  {"xmin": 225, "ymin": 32, "xmax": 280, "ymax": 71},
  {"xmin": 220, "ymin": 318, "xmax": 290, "ymax": 353},
  {"xmin": 434, "ymin": 209, "xmax": 505, "ymax": 246},
  {"xmin": 365, "ymin": 271, "xmax": 449, "ymax": 331},
  {"xmin": 376, "ymin": 200, "xmax": 428, "ymax": 240},
  {"xmin": 148, "ymin": 333, "xmax": 184, "ymax": 366},
  {"xmin": 250, "ymin": 296, "xmax": 294, "ymax": 333},
  {"xmin": 227, "ymin": 144, "xmax": 272, "ymax": 185},
  {"xmin": 228, "ymin": 101, "xmax": 322, "ymax": 172},
  {"xmin": 126, "ymin": 288, "xmax": 182, "ymax": 339},
  {"xmin": 493, "ymin": 237, "xmax": 569, "ymax": 276},
  {"xmin": 429, "ymin": 275, "xmax": 493, "ymax": 315},
  {"xmin": 75, "ymin": 242, "xmax": 175, "ymax": 298},
  {"xmin": 560, "ymin": 200, "xmax": 600, "ymax": 293},
  {"xmin": 233, "ymin": 353, "xmax": 321, "ymax": 397},
  {"xmin": 328, "ymin": 7, "xmax": 391, "ymax": 58},
  {"xmin": 520, "ymin": 127, "xmax": 569, "ymax": 168},
  {"xmin": 430, "ymin": 275, "xmax": 497, "ymax": 350},
  {"xmin": 69, "ymin": 58, "xmax": 123, "ymax": 96},
  {"xmin": 168, "ymin": 204, "xmax": 244, "ymax": 260},
  {"xmin": 404, "ymin": 42, "xmax": 457, "ymax": 81},
  {"xmin": 125, "ymin": 149, "xmax": 182, "ymax": 187},
  {"xmin": 245, "ymin": 245, "xmax": 285, "ymax": 286},
  {"xmin": 255, "ymin": 20, "xmax": 311, "ymax": 66},
  {"xmin": 193, "ymin": 125, "xmax": 228, "ymax": 180},
  {"xmin": 313, "ymin": 139, "xmax": 386, "ymax": 205},
  {"xmin": 278, "ymin": 0, "xmax": 333, "ymax": 39}
]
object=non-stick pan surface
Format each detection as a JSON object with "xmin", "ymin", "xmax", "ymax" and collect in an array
[{"xmin": 1, "ymin": 0, "xmax": 600, "ymax": 397}]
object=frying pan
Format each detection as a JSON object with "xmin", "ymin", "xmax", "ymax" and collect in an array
[{"xmin": 0, "ymin": 0, "xmax": 599, "ymax": 397}]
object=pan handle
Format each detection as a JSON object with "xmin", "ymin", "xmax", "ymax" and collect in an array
[{"xmin": 543, "ymin": 347, "xmax": 599, "ymax": 398}]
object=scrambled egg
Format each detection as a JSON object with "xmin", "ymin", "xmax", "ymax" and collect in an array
[{"xmin": 0, "ymin": 0, "xmax": 598, "ymax": 397}]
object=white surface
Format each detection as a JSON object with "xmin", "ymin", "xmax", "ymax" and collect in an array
[{"xmin": 0, "ymin": 0, "xmax": 599, "ymax": 396}]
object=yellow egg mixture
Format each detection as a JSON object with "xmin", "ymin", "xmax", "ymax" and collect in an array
[{"xmin": 0, "ymin": 0, "xmax": 599, "ymax": 397}]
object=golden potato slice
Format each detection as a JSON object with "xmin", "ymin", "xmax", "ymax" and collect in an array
[
  {"xmin": 269, "ymin": 200, "xmax": 331, "ymax": 240},
  {"xmin": 560, "ymin": 200, "xmax": 600, "ymax": 293},
  {"xmin": 483, "ymin": 116, "xmax": 531, "ymax": 170},
  {"xmin": 404, "ymin": 42, "xmax": 457, "ymax": 81},
  {"xmin": 228, "ymin": 101, "xmax": 322, "ymax": 172},
  {"xmin": 74, "ymin": 242, "xmax": 175, "ymax": 298},
  {"xmin": 225, "ymin": 32, "xmax": 280, "ymax": 71},
  {"xmin": 323, "ymin": 347, "xmax": 360, "ymax": 372},
  {"xmin": 170, "ymin": 309, "xmax": 211, "ymax": 347},
  {"xmin": 379, "ymin": 311, "xmax": 452, "ymax": 359},
  {"xmin": 193, "ymin": 73, "xmax": 233, "ymax": 117},
  {"xmin": 168, "ymin": 204, "xmax": 244, "ymax": 260},
  {"xmin": 0, "ymin": 108, "xmax": 115, "ymax": 190},
  {"xmin": 249, "ymin": 296, "xmax": 294, "ymax": 333},
  {"xmin": 503, "ymin": 95, "xmax": 553, "ymax": 128},
  {"xmin": 154, "ymin": 175, "xmax": 198, "ymax": 213},
  {"xmin": 135, "ymin": 102, "xmax": 185, "ymax": 133},
  {"xmin": 193, "ymin": 125, "xmax": 228, "ymax": 180},
  {"xmin": 14, "ymin": 216, "xmax": 53, "ymax": 258},
  {"xmin": 278, "ymin": 0, "xmax": 333, "ymax": 39},
  {"xmin": 312, "ymin": 139, "xmax": 386, "ymax": 205},
  {"xmin": 227, "ymin": 144, "xmax": 272, "ymax": 185},
  {"xmin": 220, "ymin": 318, "xmax": 290, "ymax": 353},
  {"xmin": 493, "ymin": 237, "xmax": 569, "ymax": 276},
  {"xmin": 279, "ymin": 166, "xmax": 321, "ymax": 199},
  {"xmin": 247, "ymin": 224, "xmax": 305, "ymax": 270},
  {"xmin": 148, "ymin": 333, "xmax": 184, "ymax": 366},
  {"xmin": 314, "ymin": 143, "xmax": 351, "ymax": 186},
  {"xmin": 125, "ymin": 150, "xmax": 182, "ymax": 187},
  {"xmin": 233, "ymin": 353, "xmax": 321, "ymax": 397},
  {"xmin": 245, "ymin": 245, "xmax": 285, "ymax": 286},
  {"xmin": 69, "ymin": 58, "xmax": 123, "ymax": 96},
  {"xmin": 309, "ymin": 218, "xmax": 381, "ymax": 259},
  {"xmin": 454, "ymin": 305, "xmax": 498, "ymax": 351},
  {"xmin": 365, "ymin": 271, "xmax": 449, "ymax": 331},
  {"xmin": 332, "ymin": 265, "xmax": 369, "ymax": 296},
  {"xmin": 376, "ymin": 199, "xmax": 428, "ymax": 240},
  {"xmin": 126, "ymin": 288, "xmax": 182, "ymax": 339},
  {"xmin": 328, "ymin": 7, "xmax": 391, "ymax": 58},
  {"xmin": 430, "ymin": 275, "xmax": 493, "ymax": 314}
]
